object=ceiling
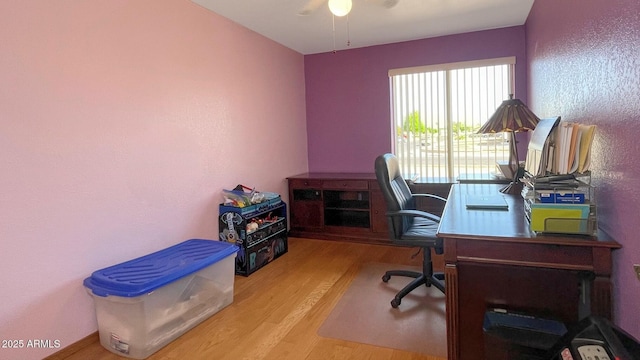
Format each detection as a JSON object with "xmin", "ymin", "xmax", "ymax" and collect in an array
[{"xmin": 190, "ymin": 0, "xmax": 535, "ymax": 55}]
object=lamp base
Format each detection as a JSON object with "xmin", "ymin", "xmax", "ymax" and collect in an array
[
  {"xmin": 500, "ymin": 162, "xmax": 525, "ymax": 194},
  {"xmin": 499, "ymin": 181, "xmax": 523, "ymax": 194}
]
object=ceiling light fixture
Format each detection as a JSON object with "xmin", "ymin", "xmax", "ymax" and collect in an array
[{"xmin": 328, "ymin": 0, "xmax": 352, "ymax": 17}]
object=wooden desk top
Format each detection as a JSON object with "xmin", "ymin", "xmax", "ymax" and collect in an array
[
  {"xmin": 437, "ymin": 183, "xmax": 620, "ymax": 248},
  {"xmin": 287, "ymin": 172, "xmax": 377, "ymax": 180},
  {"xmin": 288, "ymin": 173, "xmax": 456, "ymax": 184},
  {"xmin": 457, "ymin": 173, "xmax": 510, "ymax": 184}
]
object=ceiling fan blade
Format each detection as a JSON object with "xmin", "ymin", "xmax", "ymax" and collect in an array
[
  {"xmin": 298, "ymin": 0, "xmax": 327, "ymax": 16},
  {"xmin": 366, "ymin": 0, "xmax": 400, "ymax": 9}
]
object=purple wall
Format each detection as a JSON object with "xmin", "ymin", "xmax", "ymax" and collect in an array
[
  {"xmin": 527, "ymin": 0, "xmax": 640, "ymax": 337},
  {"xmin": 304, "ymin": 27, "xmax": 528, "ymax": 173}
]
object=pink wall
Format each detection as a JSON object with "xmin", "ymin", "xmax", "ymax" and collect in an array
[
  {"xmin": 0, "ymin": 1, "xmax": 307, "ymax": 359},
  {"xmin": 526, "ymin": 0, "xmax": 640, "ymax": 337},
  {"xmin": 304, "ymin": 27, "xmax": 528, "ymax": 173}
]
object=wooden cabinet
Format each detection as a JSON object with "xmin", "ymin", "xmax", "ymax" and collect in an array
[
  {"xmin": 287, "ymin": 173, "xmax": 452, "ymax": 245},
  {"xmin": 288, "ymin": 173, "xmax": 386, "ymax": 244},
  {"xmin": 369, "ymin": 186, "xmax": 389, "ymax": 235},
  {"xmin": 289, "ymin": 179, "xmax": 323, "ymax": 231}
]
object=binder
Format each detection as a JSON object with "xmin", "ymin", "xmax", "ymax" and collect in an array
[{"xmin": 525, "ymin": 117, "xmax": 561, "ymax": 176}]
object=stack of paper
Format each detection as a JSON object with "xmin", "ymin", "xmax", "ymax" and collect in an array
[
  {"xmin": 525, "ymin": 117, "xmax": 561, "ymax": 176},
  {"xmin": 524, "ymin": 117, "xmax": 596, "ymax": 176},
  {"xmin": 551, "ymin": 122, "xmax": 596, "ymax": 174},
  {"xmin": 577, "ymin": 124, "xmax": 596, "ymax": 173}
]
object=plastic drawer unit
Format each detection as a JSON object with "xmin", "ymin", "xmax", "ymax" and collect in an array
[{"xmin": 84, "ymin": 239, "xmax": 238, "ymax": 359}]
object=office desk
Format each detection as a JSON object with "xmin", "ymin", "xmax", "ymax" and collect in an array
[
  {"xmin": 437, "ymin": 184, "xmax": 621, "ymax": 360},
  {"xmin": 457, "ymin": 173, "xmax": 510, "ymax": 184}
]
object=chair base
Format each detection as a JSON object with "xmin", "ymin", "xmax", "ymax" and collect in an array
[{"xmin": 382, "ymin": 270, "xmax": 445, "ymax": 308}]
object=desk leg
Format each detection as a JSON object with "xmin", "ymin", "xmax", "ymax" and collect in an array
[
  {"xmin": 591, "ymin": 247, "xmax": 614, "ymax": 320},
  {"xmin": 592, "ymin": 276, "xmax": 613, "ymax": 320},
  {"xmin": 445, "ymin": 264, "xmax": 459, "ymax": 360}
]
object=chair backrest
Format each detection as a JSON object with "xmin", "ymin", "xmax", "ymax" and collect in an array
[{"xmin": 374, "ymin": 153, "xmax": 416, "ymax": 239}]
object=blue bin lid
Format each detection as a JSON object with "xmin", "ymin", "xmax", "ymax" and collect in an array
[{"xmin": 83, "ymin": 239, "xmax": 238, "ymax": 297}]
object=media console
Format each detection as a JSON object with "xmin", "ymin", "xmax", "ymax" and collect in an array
[{"xmin": 287, "ymin": 173, "xmax": 451, "ymax": 244}]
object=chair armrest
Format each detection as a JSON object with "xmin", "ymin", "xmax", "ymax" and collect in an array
[
  {"xmin": 412, "ymin": 193, "xmax": 447, "ymax": 203},
  {"xmin": 386, "ymin": 209, "xmax": 441, "ymax": 223}
]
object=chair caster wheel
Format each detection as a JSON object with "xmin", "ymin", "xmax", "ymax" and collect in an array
[
  {"xmin": 382, "ymin": 274, "xmax": 390, "ymax": 282},
  {"xmin": 391, "ymin": 298, "xmax": 401, "ymax": 308}
]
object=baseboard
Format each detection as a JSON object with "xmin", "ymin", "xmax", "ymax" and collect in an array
[{"xmin": 43, "ymin": 332, "xmax": 99, "ymax": 359}]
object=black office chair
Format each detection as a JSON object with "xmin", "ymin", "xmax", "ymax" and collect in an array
[{"xmin": 374, "ymin": 153, "xmax": 446, "ymax": 308}]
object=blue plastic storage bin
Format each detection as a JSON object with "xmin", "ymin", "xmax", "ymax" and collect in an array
[{"xmin": 84, "ymin": 239, "xmax": 238, "ymax": 359}]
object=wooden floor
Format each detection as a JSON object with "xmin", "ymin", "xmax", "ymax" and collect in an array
[{"xmin": 47, "ymin": 237, "xmax": 446, "ymax": 360}]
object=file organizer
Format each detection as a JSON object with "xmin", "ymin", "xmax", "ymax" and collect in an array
[{"xmin": 522, "ymin": 173, "xmax": 597, "ymax": 236}]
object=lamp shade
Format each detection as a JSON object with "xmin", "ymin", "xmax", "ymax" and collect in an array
[
  {"xmin": 478, "ymin": 95, "xmax": 540, "ymax": 194},
  {"xmin": 477, "ymin": 95, "xmax": 540, "ymax": 134},
  {"xmin": 328, "ymin": 0, "xmax": 352, "ymax": 17}
]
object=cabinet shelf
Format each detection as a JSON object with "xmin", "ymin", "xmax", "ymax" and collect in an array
[
  {"xmin": 323, "ymin": 189, "xmax": 370, "ymax": 227},
  {"xmin": 245, "ymin": 217, "xmax": 287, "ymax": 248},
  {"xmin": 324, "ymin": 203, "xmax": 369, "ymax": 211},
  {"xmin": 324, "ymin": 209, "xmax": 370, "ymax": 228}
]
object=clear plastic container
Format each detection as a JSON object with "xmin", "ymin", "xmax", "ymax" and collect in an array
[{"xmin": 84, "ymin": 239, "xmax": 238, "ymax": 359}]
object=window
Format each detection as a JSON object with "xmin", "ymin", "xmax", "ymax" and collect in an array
[{"xmin": 389, "ymin": 57, "xmax": 515, "ymax": 180}]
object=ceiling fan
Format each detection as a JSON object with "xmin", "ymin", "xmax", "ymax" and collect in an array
[{"xmin": 298, "ymin": 0, "xmax": 400, "ymax": 16}]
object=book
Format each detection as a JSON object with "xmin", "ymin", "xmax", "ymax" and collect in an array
[{"xmin": 465, "ymin": 194, "xmax": 508, "ymax": 210}]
